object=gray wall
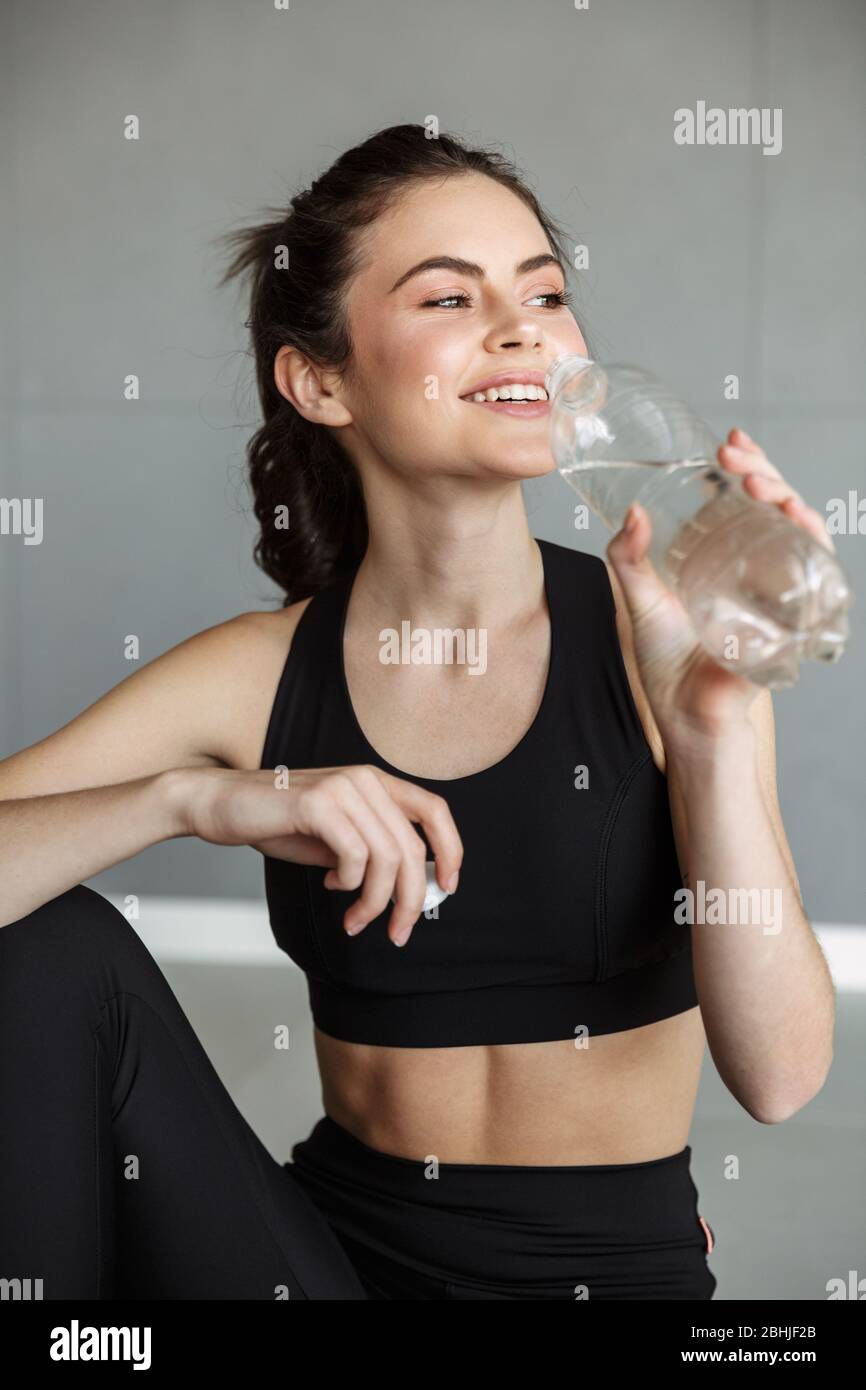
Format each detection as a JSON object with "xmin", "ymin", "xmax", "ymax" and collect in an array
[{"xmin": 2, "ymin": 0, "xmax": 864, "ymax": 920}]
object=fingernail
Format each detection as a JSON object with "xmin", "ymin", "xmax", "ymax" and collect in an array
[
  {"xmin": 738, "ymin": 428, "xmax": 753, "ymax": 444},
  {"xmin": 447, "ymin": 871, "xmax": 459, "ymax": 892},
  {"xmin": 393, "ymin": 927, "xmax": 411, "ymax": 947},
  {"xmin": 345, "ymin": 917, "xmax": 366, "ymax": 936},
  {"xmin": 624, "ymin": 504, "xmax": 638, "ymax": 534}
]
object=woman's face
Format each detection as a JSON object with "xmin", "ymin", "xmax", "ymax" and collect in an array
[{"xmin": 332, "ymin": 173, "xmax": 588, "ymax": 483}]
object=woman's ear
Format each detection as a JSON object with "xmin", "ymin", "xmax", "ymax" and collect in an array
[{"xmin": 274, "ymin": 344, "xmax": 353, "ymax": 427}]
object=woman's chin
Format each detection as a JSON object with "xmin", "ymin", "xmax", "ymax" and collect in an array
[{"xmin": 474, "ymin": 453, "xmax": 558, "ymax": 481}]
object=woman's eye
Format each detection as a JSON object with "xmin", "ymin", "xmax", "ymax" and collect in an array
[
  {"xmin": 421, "ymin": 293, "xmax": 472, "ymax": 309},
  {"xmin": 420, "ymin": 290, "xmax": 573, "ymax": 310},
  {"xmin": 529, "ymin": 290, "xmax": 574, "ymax": 309}
]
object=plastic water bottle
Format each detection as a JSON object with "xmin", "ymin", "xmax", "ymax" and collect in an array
[{"xmin": 545, "ymin": 354, "xmax": 852, "ymax": 688}]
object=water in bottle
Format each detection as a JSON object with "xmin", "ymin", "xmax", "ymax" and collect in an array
[{"xmin": 547, "ymin": 356, "xmax": 852, "ymax": 688}]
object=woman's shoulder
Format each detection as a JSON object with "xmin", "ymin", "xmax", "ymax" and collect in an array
[
  {"xmin": 231, "ymin": 598, "xmax": 315, "ymax": 652},
  {"xmin": 0, "ymin": 600, "xmax": 317, "ymax": 800},
  {"xmin": 205, "ymin": 599, "xmax": 316, "ymax": 770}
]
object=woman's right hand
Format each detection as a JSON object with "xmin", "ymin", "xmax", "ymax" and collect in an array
[{"xmin": 181, "ymin": 765, "xmax": 463, "ymax": 946}]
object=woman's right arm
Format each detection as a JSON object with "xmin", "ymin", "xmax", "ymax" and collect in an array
[
  {"xmin": 0, "ymin": 770, "xmax": 192, "ymax": 927},
  {"xmin": 0, "ymin": 611, "xmax": 463, "ymax": 940},
  {"xmin": 0, "ymin": 613, "xmax": 264, "ymax": 929}
]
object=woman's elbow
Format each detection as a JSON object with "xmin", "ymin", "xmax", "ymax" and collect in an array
[{"xmin": 745, "ymin": 1057, "xmax": 833, "ymax": 1125}]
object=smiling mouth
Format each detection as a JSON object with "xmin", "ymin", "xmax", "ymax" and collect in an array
[{"xmin": 460, "ymin": 394, "xmax": 550, "ymax": 418}]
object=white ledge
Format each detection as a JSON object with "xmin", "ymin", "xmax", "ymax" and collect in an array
[{"xmin": 105, "ymin": 895, "xmax": 291, "ymax": 967}]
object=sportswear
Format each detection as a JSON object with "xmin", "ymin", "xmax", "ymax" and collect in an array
[{"xmin": 260, "ymin": 538, "xmax": 698, "ymax": 1047}]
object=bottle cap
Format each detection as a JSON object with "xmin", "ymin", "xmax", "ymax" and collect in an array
[{"xmin": 390, "ymin": 861, "xmax": 450, "ymax": 914}]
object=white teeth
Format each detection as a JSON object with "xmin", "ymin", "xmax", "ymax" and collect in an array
[{"xmin": 468, "ymin": 384, "xmax": 548, "ymax": 403}]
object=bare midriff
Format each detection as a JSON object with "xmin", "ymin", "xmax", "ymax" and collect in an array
[{"xmin": 313, "ymin": 1006, "xmax": 706, "ymax": 1165}]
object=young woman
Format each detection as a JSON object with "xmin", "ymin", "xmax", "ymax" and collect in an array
[{"xmin": 0, "ymin": 124, "xmax": 835, "ymax": 1301}]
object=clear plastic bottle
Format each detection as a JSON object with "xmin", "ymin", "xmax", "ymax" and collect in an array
[{"xmin": 545, "ymin": 354, "xmax": 853, "ymax": 688}]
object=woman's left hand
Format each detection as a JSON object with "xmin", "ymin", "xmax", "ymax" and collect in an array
[{"xmin": 605, "ymin": 427, "xmax": 835, "ymax": 749}]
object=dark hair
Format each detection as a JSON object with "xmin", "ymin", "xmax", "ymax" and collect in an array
[{"xmin": 217, "ymin": 123, "xmax": 586, "ymax": 606}]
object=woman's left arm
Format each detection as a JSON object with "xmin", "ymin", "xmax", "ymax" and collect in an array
[
  {"xmin": 664, "ymin": 694, "xmax": 835, "ymax": 1124},
  {"xmin": 606, "ymin": 428, "xmax": 836, "ymax": 1125}
]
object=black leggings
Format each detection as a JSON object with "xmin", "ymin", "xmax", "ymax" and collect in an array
[
  {"xmin": 0, "ymin": 885, "xmax": 366, "ymax": 1300},
  {"xmin": 290, "ymin": 1117, "xmax": 717, "ymax": 1300},
  {"xmin": 0, "ymin": 886, "xmax": 717, "ymax": 1301}
]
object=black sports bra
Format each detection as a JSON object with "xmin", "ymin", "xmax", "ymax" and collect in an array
[{"xmin": 260, "ymin": 537, "xmax": 698, "ymax": 1048}]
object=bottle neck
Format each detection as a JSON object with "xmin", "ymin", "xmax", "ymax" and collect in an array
[{"xmin": 545, "ymin": 353, "xmax": 595, "ymax": 401}]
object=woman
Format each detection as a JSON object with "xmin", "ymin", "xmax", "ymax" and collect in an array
[{"xmin": 0, "ymin": 124, "xmax": 835, "ymax": 1300}]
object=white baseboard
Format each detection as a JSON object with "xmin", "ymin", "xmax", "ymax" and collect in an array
[
  {"xmin": 811, "ymin": 926, "xmax": 866, "ymax": 991},
  {"xmin": 106, "ymin": 895, "xmax": 288, "ymax": 967},
  {"xmin": 103, "ymin": 894, "xmax": 866, "ymax": 992}
]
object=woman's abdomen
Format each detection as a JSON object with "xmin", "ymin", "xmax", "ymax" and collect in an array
[{"xmin": 313, "ymin": 1005, "xmax": 706, "ymax": 1166}]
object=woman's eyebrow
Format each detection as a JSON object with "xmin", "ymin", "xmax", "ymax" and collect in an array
[{"xmin": 388, "ymin": 253, "xmax": 565, "ymax": 294}]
